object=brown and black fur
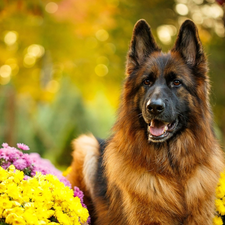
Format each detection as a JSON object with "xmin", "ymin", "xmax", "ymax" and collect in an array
[{"xmin": 67, "ymin": 19, "xmax": 225, "ymax": 225}]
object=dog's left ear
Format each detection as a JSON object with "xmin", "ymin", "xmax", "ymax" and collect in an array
[
  {"xmin": 126, "ymin": 19, "xmax": 161, "ymax": 75},
  {"xmin": 171, "ymin": 20, "xmax": 206, "ymax": 66}
]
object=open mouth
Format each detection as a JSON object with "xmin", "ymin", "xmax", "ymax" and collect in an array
[{"xmin": 148, "ymin": 118, "xmax": 178, "ymax": 142}]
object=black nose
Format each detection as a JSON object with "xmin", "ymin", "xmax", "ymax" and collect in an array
[{"xmin": 147, "ymin": 99, "xmax": 165, "ymax": 115}]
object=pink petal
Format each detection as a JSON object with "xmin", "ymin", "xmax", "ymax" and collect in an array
[{"xmin": 17, "ymin": 143, "xmax": 30, "ymax": 151}]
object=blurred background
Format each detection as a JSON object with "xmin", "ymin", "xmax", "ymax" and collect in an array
[{"xmin": 0, "ymin": 0, "xmax": 225, "ymax": 168}]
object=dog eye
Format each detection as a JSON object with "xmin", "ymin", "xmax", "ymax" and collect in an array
[
  {"xmin": 172, "ymin": 80, "xmax": 182, "ymax": 87},
  {"xmin": 143, "ymin": 79, "xmax": 152, "ymax": 86}
]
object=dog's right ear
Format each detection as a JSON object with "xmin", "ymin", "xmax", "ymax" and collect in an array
[
  {"xmin": 171, "ymin": 20, "xmax": 205, "ymax": 66},
  {"xmin": 126, "ymin": 19, "xmax": 161, "ymax": 75}
]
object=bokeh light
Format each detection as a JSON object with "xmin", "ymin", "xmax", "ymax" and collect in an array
[
  {"xmin": 175, "ymin": 3, "xmax": 189, "ymax": 15},
  {"xmin": 192, "ymin": 12, "xmax": 204, "ymax": 24},
  {"xmin": 0, "ymin": 65, "xmax": 11, "ymax": 78},
  {"xmin": 28, "ymin": 44, "xmax": 45, "ymax": 58},
  {"xmin": 23, "ymin": 44, "xmax": 45, "ymax": 68},
  {"xmin": 95, "ymin": 29, "xmax": 109, "ymax": 42},
  {"xmin": 4, "ymin": 31, "xmax": 18, "ymax": 46},
  {"xmin": 192, "ymin": 0, "xmax": 204, "ymax": 4},
  {"xmin": 96, "ymin": 56, "xmax": 109, "ymax": 66},
  {"xmin": 95, "ymin": 64, "xmax": 109, "ymax": 77},
  {"xmin": 5, "ymin": 58, "xmax": 19, "ymax": 76},
  {"xmin": 23, "ymin": 55, "xmax": 36, "ymax": 68},
  {"xmin": 201, "ymin": 4, "xmax": 223, "ymax": 18},
  {"xmin": 104, "ymin": 43, "xmax": 116, "ymax": 54},
  {"xmin": 157, "ymin": 25, "xmax": 177, "ymax": 45},
  {"xmin": 215, "ymin": 21, "xmax": 225, "ymax": 37},
  {"xmin": 45, "ymin": 2, "xmax": 58, "ymax": 14},
  {"xmin": 0, "ymin": 65, "xmax": 12, "ymax": 85},
  {"xmin": 46, "ymin": 80, "xmax": 60, "ymax": 93}
]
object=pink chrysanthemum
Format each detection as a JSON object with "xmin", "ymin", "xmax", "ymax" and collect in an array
[
  {"xmin": 2, "ymin": 143, "xmax": 9, "ymax": 148},
  {"xmin": 17, "ymin": 143, "xmax": 30, "ymax": 151},
  {"xmin": 13, "ymin": 158, "xmax": 28, "ymax": 170}
]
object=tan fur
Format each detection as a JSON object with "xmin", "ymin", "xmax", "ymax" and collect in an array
[{"xmin": 67, "ymin": 134, "xmax": 100, "ymax": 200}]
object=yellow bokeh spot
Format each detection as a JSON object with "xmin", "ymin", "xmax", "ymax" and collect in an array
[
  {"xmin": 95, "ymin": 29, "xmax": 109, "ymax": 42},
  {"xmin": 175, "ymin": 4, "xmax": 189, "ymax": 16},
  {"xmin": 211, "ymin": 4, "xmax": 224, "ymax": 19},
  {"xmin": 192, "ymin": 0, "xmax": 203, "ymax": 4},
  {"xmin": 215, "ymin": 22, "xmax": 225, "ymax": 38},
  {"xmin": 23, "ymin": 55, "xmax": 36, "ymax": 68},
  {"xmin": 5, "ymin": 59, "xmax": 19, "ymax": 76},
  {"xmin": 95, "ymin": 64, "xmax": 108, "ymax": 77},
  {"xmin": 0, "ymin": 65, "xmax": 12, "ymax": 78},
  {"xmin": 46, "ymin": 80, "xmax": 60, "ymax": 93},
  {"xmin": 157, "ymin": 25, "xmax": 177, "ymax": 45},
  {"xmin": 202, "ymin": 4, "xmax": 223, "ymax": 19},
  {"xmin": 0, "ymin": 64, "xmax": 12, "ymax": 85},
  {"xmin": 4, "ymin": 31, "xmax": 18, "ymax": 46},
  {"xmin": 96, "ymin": 56, "xmax": 109, "ymax": 66},
  {"xmin": 192, "ymin": 12, "xmax": 203, "ymax": 24},
  {"xmin": 104, "ymin": 43, "xmax": 116, "ymax": 54},
  {"xmin": 45, "ymin": 2, "xmax": 58, "ymax": 14},
  {"xmin": 28, "ymin": 44, "xmax": 45, "ymax": 58}
]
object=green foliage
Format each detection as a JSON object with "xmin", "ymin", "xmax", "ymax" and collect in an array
[{"xmin": 0, "ymin": 218, "xmax": 9, "ymax": 225}]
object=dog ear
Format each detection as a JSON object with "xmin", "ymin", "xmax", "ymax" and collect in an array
[
  {"xmin": 126, "ymin": 19, "xmax": 161, "ymax": 75},
  {"xmin": 171, "ymin": 20, "xmax": 206, "ymax": 66}
]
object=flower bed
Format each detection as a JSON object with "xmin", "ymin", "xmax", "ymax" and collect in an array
[
  {"xmin": 214, "ymin": 171, "xmax": 225, "ymax": 225},
  {"xmin": 1, "ymin": 142, "xmax": 225, "ymax": 225},
  {"xmin": 0, "ymin": 143, "xmax": 89, "ymax": 225}
]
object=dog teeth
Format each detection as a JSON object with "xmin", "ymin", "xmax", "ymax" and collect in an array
[{"xmin": 163, "ymin": 126, "xmax": 168, "ymax": 133}]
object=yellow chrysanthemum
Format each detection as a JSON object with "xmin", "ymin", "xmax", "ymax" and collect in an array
[
  {"xmin": 8, "ymin": 165, "xmax": 16, "ymax": 172},
  {"xmin": 215, "ymin": 170, "xmax": 225, "ymax": 224},
  {"xmin": 0, "ymin": 166, "xmax": 9, "ymax": 181},
  {"xmin": 213, "ymin": 216, "xmax": 223, "ymax": 225},
  {"xmin": 1, "ymin": 199, "xmax": 13, "ymax": 210},
  {"xmin": 216, "ymin": 199, "xmax": 225, "ymax": 215},
  {"xmin": 63, "ymin": 166, "xmax": 72, "ymax": 177},
  {"xmin": 13, "ymin": 170, "xmax": 24, "ymax": 183},
  {"xmin": 23, "ymin": 209, "xmax": 39, "ymax": 224},
  {"xmin": 216, "ymin": 185, "xmax": 225, "ymax": 199},
  {"xmin": 5, "ymin": 213, "xmax": 25, "ymax": 225},
  {"xmin": 0, "ymin": 166, "xmax": 89, "ymax": 225}
]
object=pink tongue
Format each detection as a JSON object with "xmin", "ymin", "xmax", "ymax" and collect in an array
[{"xmin": 149, "ymin": 121, "xmax": 167, "ymax": 136}]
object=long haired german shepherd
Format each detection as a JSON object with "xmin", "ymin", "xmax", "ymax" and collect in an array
[{"xmin": 68, "ymin": 19, "xmax": 224, "ymax": 225}]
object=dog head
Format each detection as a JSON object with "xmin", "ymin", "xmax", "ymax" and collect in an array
[{"xmin": 125, "ymin": 19, "xmax": 208, "ymax": 143}]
